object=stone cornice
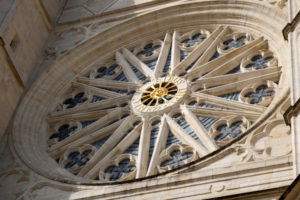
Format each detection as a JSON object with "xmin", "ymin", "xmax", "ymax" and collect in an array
[
  {"xmin": 282, "ymin": 10, "xmax": 300, "ymax": 40},
  {"xmin": 284, "ymin": 97, "xmax": 300, "ymax": 126}
]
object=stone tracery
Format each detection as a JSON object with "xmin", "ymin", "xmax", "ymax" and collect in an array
[{"xmin": 44, "ymin": 26, "xmax": 282, "ymax": 182}]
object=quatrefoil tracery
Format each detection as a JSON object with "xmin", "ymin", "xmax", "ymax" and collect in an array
[{"xmin": 59, "ymin": 144, "xmax": 96, "ymax": 174}]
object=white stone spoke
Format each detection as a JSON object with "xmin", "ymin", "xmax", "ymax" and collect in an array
[
  {"xmin": 170, "ymin": 30, "xmax": 180, "ymax": 71},
  {"xmin": 187, "ymin": 37, "xmax": 265, "ymax": 80},
  {"xmin": 47, "ymin": 109, "xmax": 113, "ymax": 124},
  {"xmin": 50, "ymin": 95, "xmax": 131, "ymax": 117},
  {"xmin": 181, "ymin": 105, "xmax": 218, "ymax": 152},
  {"xmin": 83, "ymin": 118, "xmax": 142, "ymax": 179},
  {"xmin": 191, "ymin": 92, "xmax": 265, "ymax": 113},
  {"xmin": 147, "ymin": 115, "xmax": 169, "ymax": 176},
  {"xmin": 191, "ymin": 26, "xmax": 230, "ymax": 69},
  {"xmin": 77, "ymin": 76, "xmax": 138, "ymax": 91},
  {"xmin": 136, "ymin": 118, "xmax": 151, "ymax": 178},
  {"xmin": 48, "ymin": 107, "xmax": 129, "ymax": 157},
  {"xmin": 154, "ymin": 32, "xmax": 172, "ymax": 78},
  {"xmin": 186, "ymin": 105, "xmax": 261, "ymax": 121},
  {"xmin": 175, "ymin": 26, "xmax": 229, "ymax": 74},
  {"xmin": 49, "ymin": 117, "xmax": 125, "ymax": 158},
  {"xmin": 72, "ymin": 81, "xmax": 121, "ymax": 98},
  {"xmin": 191, "ymin": 67, "xmax": 280, "ymax": 89},
  {"xmin": 203, "ymin": 40, "xmax": 268, "ymax": 78},
  {"xmin": 165, "ymin": 115, "xmax": 209, "ymax": 156},
  {"xmin": 116, "ymin": 51, "xmax": 143, "ymax": 85},
  {"xmin": 202, "ymin": 71, "xmax": 280, "ymax": 96},
  {"xmin": 173, "ymin": 26, "xmax": 226, "ymax": 75},
  {"xmin": 123, "ymin": 48, "xmax": 155, "ymax": 80}
]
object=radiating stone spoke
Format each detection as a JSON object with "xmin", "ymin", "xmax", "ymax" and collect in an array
[
  {"xmin": 154, "ymin": 32, "xmax": 172, "ymax": 78},
  {"xmin": 189, "ymin": 26, "xmax": 230, "ymax": 70},
  {"xmin": 49, "ymin": 117, "xmax": 125, "ymax": 158},
  {"xmin": 136, "ymin": 118, "xmax": 151, "ymax": 178},
  {"xmin": 50, "ymin": 96, "xmax": 131, "ymax": 117},
  {"xmin": 48, "ymin": 108, "xmax": 129, "ymax": 157},
  {"xmin": 72, "ymin": 81, "xmax": 121, "ymax": 98},
  {"xmin": 202, "ymin": 40, "xmax": 268, "ymax": 78},
  {"xmin": 191, "ymin": 67, "xmax": 280, "ymax": 89},
  {"xmin": 47, "ymin": 109, "xmax": 113, "ymax": 124},
  {"xmin": 116, "ymin": 51, "xmax": 143, "ymax": 85},
  {"xmin": 202, "ymin": 71, "xmax": 280, "ymax": 96},
  {"xmin": 77, "ymin": 77, "xmax": 138, "ymax": 91},
  {"xmin": 147, "ymin": 115, "xmax": 169, "ymax": 176},
  {"xmin": 173, "ymin": 26, "xmax": 226, "ymax": 75},
  {"xmin": 165, "ymin": 115, "xmax": 209, "ymax": 156},
  {"xmin": 170, "ymin": 31, "xmax": 180, "ymax": 71},
  {"xmin": 181, "ymin": 105, "xmax": 218, "ymax": 151},
  {"xmin": 187, "ymin": 37, "xmax": 265, "ymax": 80},
  {"xmin": 83, "ymin": 118, "xmax": 142, "ymax": 179},
  {"xmin": 123, "ymin": 48, "xmax": 155, "ymax": 80},
  {"xmin": 185, "ymin": 105, "xmax": 260, "ymax": 121},
  {"xmin": 191, "ymin": 92, "xmax": 265, "ymax": 113}
]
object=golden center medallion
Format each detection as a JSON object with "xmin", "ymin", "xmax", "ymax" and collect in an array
[{"xmin": 132, "ymin": 76, "xmax": 187, "ymax": 115}]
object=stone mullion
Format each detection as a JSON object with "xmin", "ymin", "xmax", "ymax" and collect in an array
[
  {"xmin": 188, "ymin": 37, "xmax": 265, "ymax": 80},
  {"xmin": 170, "ymin": 30, "xmax": 180, "ymax": 71},
  {"xmin": 191, "ymin": 67, "xmax": 279, "ymax": 90},
  {"xmin": 185, "ymin": 105, "xmax": 260, "ymax": 122},
  {"xmin": 202, "ymin": 72, "xmax": 279, "ymax": 96},
  {"xmin": 173, "ymin": 26, "xmax": 226, "ymax": 75},
  {"xmin": 154, "ymin": 32, "xmax": 172, "ymax": 78},
  {"xmin": 77, "ymin": 76, "xmax": 138, "ymax": 91},
  {"xmin": 50, "ymin": 119, "xmax": 124, "ymax": 159},
  {"xmin": 188, "ymin": 26, "xmax": 229, "ymax": 72},
  {"xmin": 50, "ymin": 95, "xmax": 131, "ymax": 117},
  {"xmin": 180, "ymin": 105, "xmax": 218, "ymax": 152},
  {"xmin": 136, "ymin": 118, "xmax": 151, "ymax": 178},
  {"xmin": 122, "ymin": 48, "xmax": 155, "ymax": 80},
  {"xmin": 165, "ymin": 115, "xmax": 209, "ymax": 156},
  {"xmin": 147, "ymin": 115, "xmax": 169, "ymax": 176},
  {"xmin": 72, "ymin": 81, "xmax": 121, "ymax": 98},
  {"xmin": 49, "ymin": 108, "xmax": 129, "ymax": 157},
  {"xmin": 47, "ymin": 109, "xmax": 111, "ymax": 124},
  {"xmin": 116, "ymin": 51, "xmax": 143, "ymax": 85},
  {"xmin": 191, "ymin": 92, "xmax": 265, "ymax": 113},
  {"xmin": 83, "ymin": 122, "xmax": 142, "ymax": 179},
  {"xmin": 202, "ymin": 40, "xmax": 268, "ymax": 78}
]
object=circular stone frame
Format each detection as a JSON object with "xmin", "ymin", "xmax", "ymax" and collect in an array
[{"xmin": 11, "ymin": 1, "xmax": 289, "ymax": 184}]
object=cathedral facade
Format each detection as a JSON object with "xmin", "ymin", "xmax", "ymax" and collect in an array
[{"xmin": 0, "ymin": 0, "xmax": 300, "ymax": 199}]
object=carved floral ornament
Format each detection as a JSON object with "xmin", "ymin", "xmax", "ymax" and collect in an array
[{"xmin": 13, "ymin": 23, "xmax": 288, "ymax": 185}]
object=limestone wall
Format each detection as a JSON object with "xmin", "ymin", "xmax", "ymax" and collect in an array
[
  {"xmin": 0, "ymin": 0, "xmax": 298, "ymax": 199},
  {"xmin": 0, "ymin": 0, "xmax": 66, "ymax": 139},
  {"xmin": 58, "ymin": 0, "xmax": 159, "ymax": 23},
  {"xmin": 0, "ymin": 44, "xmax": 23, "ymax": 136}
]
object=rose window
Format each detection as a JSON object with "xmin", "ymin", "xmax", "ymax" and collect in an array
[{"xmin": 41, "ymin": 26, "xmax": 282, "ymax": 182}]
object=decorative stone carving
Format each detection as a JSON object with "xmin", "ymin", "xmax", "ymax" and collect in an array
[
  {"xmin": 0, "ymin": 169, "xmax": 30, "ymax": 199},
  {"xmin": 99, "ymin": 154, "xmax": 137, "ymax": 182},
  {"xmin": 240, "ymin": 80, "xmax": 277, "ymax": 107},
  {"xmin": 233, "ymin": 118, "xmax": 291, "ymax": 163},
  {"xmin": 59, "ymin": 144, "xmax": 96, "ymax": 174},
  {"xmin": 259, "ymin": 0, "xmax": 288, "ymax": 8},
  {"xmin": 158, "ymin": 144, "xmax": 198, "ymax": 173}
]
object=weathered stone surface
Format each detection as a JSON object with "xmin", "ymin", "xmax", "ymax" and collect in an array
[{"xmin": 1, "ymin": 0, "xmax": 300, "ymax": 199}]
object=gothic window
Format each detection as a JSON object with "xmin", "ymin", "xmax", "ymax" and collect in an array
[{"xmin": 43, "ymin": 26, "xmax": 281, "ymax": 182}]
